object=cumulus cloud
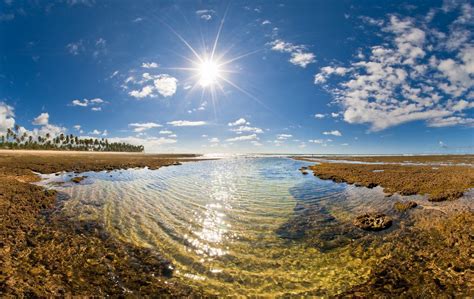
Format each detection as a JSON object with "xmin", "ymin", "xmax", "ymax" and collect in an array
[
  {"xmin": 167, "ymin": 120, "xmax": 207, "ymax": 127},
  {"xmin": 159, "ymin": 130, "xmax": 173, "ymax": 135},
  {"xmin": 154, "ymin": 75, "xmax": 178, "ymax": 97},
  {"xmin": 314, "ymin": 66, "xmax": 351, "ymax": 84},
  {"xmin": 71, "ymin": 98, "xmax": 107, "ymax": 111},
  {"xmin": 270, "ymin": 39, "xmax": 315, "ymax": 68},
  {"xmin": 277, "ymin": 134, "xmax": 292, "ymax": 140},
  {"xmin": 129, "ymin": 122, "xmax": 162, "ymax": 132},
  {"xmin": 141, "ymin": 62, "xmax": 159, "ymax": 68},
  {"xmin": 126, "ymin": 72, "xmax": 178, "ymax": 99},
  {"xmin": 129, "ymin": 85, "xmax": 154, "ymax": 98},
  {"xmin": 226, "ymin": 134, "xmax": 258, "ymax": 142},
  {"xmin": 228, "ymin": 118, "xmax": 249, "ymax": 126},
  {"xmin": 323, "ymin": 130, "xmax": 342, "ymax": 136},
  {"xmin": 0, "ymin": 102, "xmax": 15, "ymax": 133},
  {"xmin": 230, "ymin": 125, "xmax": 263, "ymax": 134},
  {"xmin": 89, "ymin": 129, "xmax": 106, "ymax": 135},
  {"xmin": 315, "ymin": 7, "xmax": 474, "ymax": 131},
  {"xmin": 314, "ymin": 113, "xmax": 326, "ymax": 119},
  {"xmin": 32, "ymin": 112, "xmax": 49, "ymax": 125}
]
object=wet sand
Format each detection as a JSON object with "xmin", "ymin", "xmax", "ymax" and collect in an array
[{"xmin": 0, "ymin": 150, "xmax": 202, "ymax": 296}]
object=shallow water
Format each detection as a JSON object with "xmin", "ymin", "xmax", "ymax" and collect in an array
[{"xmin": 38, "ymin": 157, "xmax": 473, "ymax": 296}]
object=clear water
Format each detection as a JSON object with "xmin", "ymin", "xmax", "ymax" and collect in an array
[{"xmin": 37, "ymin": 157, "xmax": 471, "ymax": 296}]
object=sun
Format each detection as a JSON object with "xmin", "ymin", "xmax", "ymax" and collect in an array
[{"xmin": 198, "ymin": 60, "xmax": 220, "ymax": 87}]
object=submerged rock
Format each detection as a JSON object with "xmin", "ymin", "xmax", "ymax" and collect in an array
[
  {"xmin": 353, "ymin": 213, "xmax": 392, "ymax": 231},
  {"xmin": 394, "ymin": 201, "xmax": 417, "ymax": 212},
  {"xmin": 301, "ymin": 171, "xmax": 309, "ymax": 175},
  {"xmin": 71, "ymin": 176, "xmax": 87, "ymax": 184}
]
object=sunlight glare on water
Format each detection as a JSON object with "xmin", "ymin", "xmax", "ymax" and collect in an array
[{"xmin": 38, "ymin": 157, "xmax": 451, "ymax": 296}]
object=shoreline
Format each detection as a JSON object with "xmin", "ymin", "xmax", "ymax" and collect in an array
[
  {"xmin": 1, "ymin": 151, "xmax": 473, "ymax": 296},
  {"xmin": 294, "ymin": 155, "xmax": 474, "ymax": 201},
  {"xmin": 0, "ymin": 151, "xmax": 204, "ymax": 296}
]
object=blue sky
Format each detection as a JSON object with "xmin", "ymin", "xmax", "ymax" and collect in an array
[{"xmin": 1, "ymin": 0, "xmax": 473, "ymax": 154}]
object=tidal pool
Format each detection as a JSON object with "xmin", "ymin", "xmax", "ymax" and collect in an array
[{"xmin": 37, "ymin": 157, "xmax": 471, "ymax": 296}]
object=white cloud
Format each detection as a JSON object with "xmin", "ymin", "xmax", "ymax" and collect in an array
[
  {"xmin": 159, "ymin": 130, "xmax": 173, "ymax": 135},
  {"xmin": 141, "ymin": 62, "xmax": 159, "ymax": 68},
  {"xmin": 270, "ymin": 39, "xmax": 316, "ymax": 68},
  {"xmin": 251, "ymin": 141, "xmax": 263, "ymax": 146},
  {"xmin": 331, "ymin": 112, "xmax": 340, "ymax": 118},
  {"xmin": 323, "ymin": 130, "xmax": 342, "ymax": 136},
  {"xmin": 167, "ymin": 120, "xmax": 207, "ymax": 127},
  {"xmin": 32, "ymin": 112, "xmax": 49, "ymax": 125},
  {"xmin": 71, "ymin": 98, "xmax": 107, "ymax": 111},
  {"xmin": 129, "ymin": 122, "xmax": 162, "ymax": 132},
  {"xmin": 129, "ymin": 85, "xmax": 154, "ymax": 99},
  {"xmin": 66, "ymin": 40, "xmax": 83, "ymax": 55},
  {"xmin": 314, "ymin": 66, "xmax": 351, "ymax": 84},
  {"xmin": 290, "ymin": 52, "xmax": 316, "ymax": 68},
  {"xmin": 277, "ymin": 134, "xmax": 292, "ymax": 140},
  {"xmin": 90, "ymin": 129, "xmax": 102, "ymax": 135},
  {"xmin": 226, "ymin": 134, "xmax": 258, "ymax": 142},
  {"xmin": 427, "ymin": 116, "xmax": 474, "ymax": 127},
  {"xmin": 89, "ymin": 98, "xmax": 104, "ymax": 104},
  {"xmin": 230, "ymin": 125, "xmax": 263, "ymax": 134},
  {"xmin": 315, "ymin": 9, "xmax": 474, "ymax": 131},
  {"xmin": 196, "ymin": 9, "xmax": 215, "ymax": 21},
  {"xmin": 314, "ymin": 113, "xmax": 326, "ymax": 119},
  {"xmin": 72, "ymin": 99, "xmax": 89, "ymax": 107},
  {"xmin": 262, "ymin": 20, "xmax": 271, "ymax": 25},
  {"xmin": 125, "ymin": 72, "xmax": 178, "ymax": 99},
  {"xmin": 0, "ymin": 102, "xmax": 15, "ymax": 133},
  {"xmin": 209, "ymin": 137, "xmax": 220, "ymax": 143},
  {"xmin": 228, "ymin": 118, "xmax": 249, "ymax": 126}
]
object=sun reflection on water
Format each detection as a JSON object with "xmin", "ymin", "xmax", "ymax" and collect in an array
[{"xmin": 186, "ymin": 167, "xmax": 235, "ymax": 257}]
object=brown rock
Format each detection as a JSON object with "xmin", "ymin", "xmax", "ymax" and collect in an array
[
  {"xmin": 71, "ymin": 176, "xmax": 87, "ymax": 184},
  {"xmin": 353, "ymin": 213, "xmax": 392, "ymax": 231},
  {"xmin": 394, "ymin": 201, "xmax": 417, "ymax": 212}
]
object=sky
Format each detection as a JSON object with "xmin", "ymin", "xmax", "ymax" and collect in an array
[{"xmin": 0, "ymin": 0, "xmax": 473, "ymax": 154}]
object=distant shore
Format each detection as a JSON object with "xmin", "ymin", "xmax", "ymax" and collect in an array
[{"xmin": 294, "ymin": 155, "xmax": 474, "ymax": 201}]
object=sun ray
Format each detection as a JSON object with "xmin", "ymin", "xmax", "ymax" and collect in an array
[
  {"xmin": 218, "ymin": 49, "xmax": 262, "ymax": 67},
  {"xmin": 211, "ymin": 5, "xmax": 229, "ymax": 61},
  {"xmin": 162, "ymin": 21, "xmax": 204, "ymax": 63}
]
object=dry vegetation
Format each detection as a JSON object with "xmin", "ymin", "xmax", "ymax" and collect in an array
[
  {"xmin": 298, "ymin": 154, "xmax": 474, "ymax": 164},
  {"xmin": 307, "ymin": 163, "xmax": 474, "ymax": 201}
]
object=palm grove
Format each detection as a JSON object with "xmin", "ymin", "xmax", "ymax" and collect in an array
[{"xmin": 0, "ymin": 125, "xmax": 144, "ymax": 152}]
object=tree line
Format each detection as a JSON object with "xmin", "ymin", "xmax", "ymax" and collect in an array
[{"xmin": 0, "ymin": 125, "xmax": 144, "ymax": 152}]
